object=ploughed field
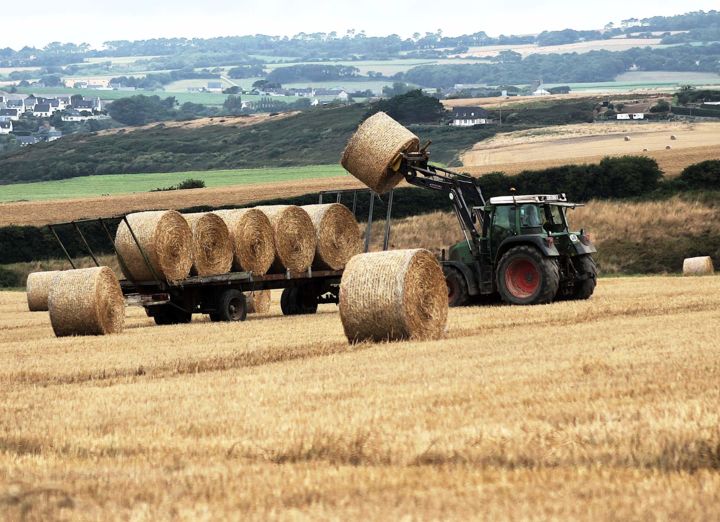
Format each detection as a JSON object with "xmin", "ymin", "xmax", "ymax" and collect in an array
[{"xmin": 1, "ymin": 276, "xmax": 719, "ymax": 519}]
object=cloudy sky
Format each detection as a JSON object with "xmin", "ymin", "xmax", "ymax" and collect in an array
[{"xmin": 1, "ymin": 0, "xmax": 718, "ymax": 49}]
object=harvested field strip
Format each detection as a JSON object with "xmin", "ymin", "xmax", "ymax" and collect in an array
[
  {"xmin": 0, "ymin": 175, "xmax": 364, "ymax": 227},
  {"xmin": 1, "ymin": 276, "xmax": 719, "ymax": 519}
]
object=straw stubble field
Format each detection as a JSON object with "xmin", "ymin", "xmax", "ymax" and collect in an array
[{"xmin": 1, "ymin": 275, "xmax": 719, "ymax": 520}]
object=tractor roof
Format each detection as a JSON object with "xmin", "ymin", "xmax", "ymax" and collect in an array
[{"xmin": 488, "ymin": 194, "xmax": 568, "ymax": 205}]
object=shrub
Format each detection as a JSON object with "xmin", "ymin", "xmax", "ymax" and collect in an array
[
  {"xmin": 151, "ymin": 178, "xmax": 206, "ymax": 192},
  {"xmin": 678, "ymin": 160, "xmax": 720, "ymax": 190}
]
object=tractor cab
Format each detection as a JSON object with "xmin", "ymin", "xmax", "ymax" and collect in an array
[{"xmin": 444, "ymin": 194, "xmax": 597, "ymax": 307}]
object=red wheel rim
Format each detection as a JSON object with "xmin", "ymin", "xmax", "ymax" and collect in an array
[{"xmin": 505, "ymin": 258, "xmax": 540, "ymax": 299}]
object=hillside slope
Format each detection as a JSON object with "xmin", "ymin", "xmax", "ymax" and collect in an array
[{"xmin": 0, "ymin": 105, "xmax": 495, "ymax": 185}]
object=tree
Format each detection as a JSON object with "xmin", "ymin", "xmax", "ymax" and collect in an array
[
  {"xmin": 107, "ymin": 95, "xmax": 177, "ymax": 125},
  {"xmin": 222, "ymin": 95, "xmax": 244, "ymax": 115},
  {"xmin": 223, "ymin": 86, "xmax": 240, "ymax": 94},
  {"xmin": 368, "ymin": 89, "xmax": 446, "ymax": 124}
]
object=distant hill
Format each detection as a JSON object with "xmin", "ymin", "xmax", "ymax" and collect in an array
[{"xmin": 0, "ymin": 104, "xmax": 497, "ymax": 185}]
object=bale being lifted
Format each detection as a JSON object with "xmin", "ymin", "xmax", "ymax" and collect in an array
[
  {"xmin": 302, "ymin": 203, "xmax": 363, "ymax": 270},
  {"xmin": 255, "ymin": 205, "xmax": 317, "ymax": 273},
  {"xmin": 115, "ymin": 210, "xmax": 193, "ymax": 282},
  {"xmin": 48, "ymin": 266, "xmax": 125, "ymax": 337},
  {"xmin": 341, "ymin": 111, "xmax": 419, "ymax": 194},
  {"xmin": 339, "ymin": 249, "xmax": 448, "ymax": 343},
  {"xmin": 683, "ymin": 256, "xmax": 715, "ymax": 276},
  {"xmin": 183, "ymin": 212, "xmax": 233, "ymax": 276},
  {"xmin": 246, "ymin": 290, "xmax": 271, "ymax": 314},
  {"xmin": 26, "ymin": 270, "xmax": 61, "ymax": 311},
  {"xmin": 213, "ymin": 209, "xmax": 275, "ymax": 275}
]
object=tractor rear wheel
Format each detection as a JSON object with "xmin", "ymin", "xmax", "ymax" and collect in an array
[
  {"xmin": 444, "ymin": 266, "xmax": 469, "ymax": 307},
  {"xmin": 571, "ymin": 255, "xmax": 597, "ymax": 300},
  {"xmin": 497, "ymin": 246, "xmax": 559, "ymax": 305}
]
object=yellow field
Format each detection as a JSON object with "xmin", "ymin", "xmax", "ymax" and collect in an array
[
  {"xmin": 459, "ymin": 38, "xmax": 664, "ymax": 58},
  {"xmin": 1, "ymin": 274, "xmax": 719, "ymax": 520},
  {"xmin": 461, "ymin": 121, "xmax": 720, "ymax": 176}
]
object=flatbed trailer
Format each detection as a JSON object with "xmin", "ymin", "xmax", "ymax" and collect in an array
[{"xmin": 47, "ymin": 188, "xmax": 396, "ymax": 324}]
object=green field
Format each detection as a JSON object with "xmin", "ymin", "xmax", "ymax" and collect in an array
[{"xmin": 0, "ymin": 165, "xmax": 345, "ymax": 202}]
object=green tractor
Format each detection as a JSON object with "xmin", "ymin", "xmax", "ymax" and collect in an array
[{"xmin": 396, "ymin": 150, "xmax": 597, "ymax": 306}]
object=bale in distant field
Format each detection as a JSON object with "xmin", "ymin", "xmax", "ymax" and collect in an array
[
  {"xmin": 26, "ymin": 270, "xmax": 61, "ymax": 312},
  {"xmin": 683, "ymin": 256, "xmax": 714, "ymax": 276},
  {"xmin": 624, "ymin": 136, "xmax": 631, "ymax": 141},
  {"xmin": 48, "ymin": 266, "xmax": 125, "ymax": 337},
  {"xmin": 339, "ymin": 249, "xmax": 448, "ymax": 343},
  {"xmin": 341, "ymin": 111, "xmax": 419, "ymax": 194},
  {"xmin": 213, "ymin": 209, "xmax": 275, "ymax": 275},
  {"xmin": 302, "ymin": 203, "xmax": 363, "ymax": 270},
  {"xmin": 115, "ymin": 210, "xmax": 193, "ymax": 282},
  {"xmin": 255, "ymin": 205, "xmax": 316, "ymax": 273},
  {"xmin": 246, "ymin": 290, "xmax": 271, "ymax": 314},
  {"xmin": 666, "ymin": 145, "xmax": 672, "ymax": 150},
  {"xmin": 671, "ymin": 134, "xmax": 677, "ymax": 140},
  {"xmin": 183, "ymin": 212, "xmax": 233, "ymax": 276}
]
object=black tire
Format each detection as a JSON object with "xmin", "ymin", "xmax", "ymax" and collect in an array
[
  {"xmin": 571, "ymin": 255, "xmax": 597, "ymax": 300},
  {"xmin": 281, "ymin": 287, "xmax": 319, "ymax": 316},
  {"xmin": 215, "ymin": 289, "xmax": 247, "ymax": 322},
  {"xmin": 444, "ymin": 266, "xmax": 470, "ymax": 307},
  {"xmin": 496, "ymin": 245, "xmax": 560, "ymax": 305},
  {"xmin": 151, "ymin": 305, "xmax": 192, "ymax": 325}
]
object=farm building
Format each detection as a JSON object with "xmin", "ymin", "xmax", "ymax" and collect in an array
[{"xmin": 451, "ymin": 107, "xmax": 492, "ymax": 126}]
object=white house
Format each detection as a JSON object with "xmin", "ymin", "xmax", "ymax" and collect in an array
[
  {"xmin": 336, "ymin": 90, "xmax": 350, "ymax": 102},
  {"xmin": 452, "ymin": 106, "xmax": 491, "ymax": 126},
  {"xmin": 532, "ymin": 87, "xmax": 551, "ymax": 96},
  {"xmin": 33, "ymin": 103, "xmax": 53, "ymax": 117},
  {"xmin": 0, "ymin": 108, "xmax": 20, "ymax": 121},
  {"xmin": 632, "ymin": 113, "xmax": 645, "ymax": 120},
  {"xmin": 0, "ymin": 120, "xmax": 12, "ymax": 135},
  {"xmin": 7, "ymin": 99, "xmax": 25, "ymax": 112},
  {"xmin": 616, "ymin": 113, "xmax": 631, "ymax": 120}
]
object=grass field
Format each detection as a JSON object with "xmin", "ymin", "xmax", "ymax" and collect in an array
[
  {"xmin": 0, "ymin": 165, "xmax": 346, "ymax": 203},
  {"xmin": 461, "ymin": 121, "xmax": 720, "ymax": 176},
  {"xmin": 0, "ymin": 275, "xmax": 719, "ymax": 519},
  {"xmin": 461, "ymin": 38, "xmax": 667, "ymax": 58}
]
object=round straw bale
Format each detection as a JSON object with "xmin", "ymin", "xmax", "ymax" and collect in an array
[
  {"xmin": 666, "ymin": 145, "xmax": 672, "ymax": 150},
  {"xmin": 114, "ymin": 210, "xmax": 193, "ymax": 282},
  {"xmin": 183, "ymin": 212, "xmax": 233, "ymax": 276},
  {"xmin": 255, "ymin": 205, "xmax": 316, "ymax": 273},
  {"xmin": 246, "ymin": 290, "xmax": 271, "ymax": 314},
  {"xmin": 301, "ymin": 203, "xmax": 363, "ymax": 270},
  {"xmin": 48, "ymin": 266, "xmax": 125, "ymax": 337},
  {"xmin": 213, "ymin": 209, "xmax": 275, "ymax": 274},
  {"xmin": 683, "ymin": 256, "xmax": 714, "ymax": 276},
  {"xmin": 26, "ymin": 270, "xmax": 61, "ymax": 312},
  {"xmin": 339, "ymin": 249, "xmax": 448, "ymax": 343},
  {"xmin": 624, "ymin": 136, "xmax": 631, "ymax": 141},
  {"xmin": 670, "ymin": 134, "xmax": 677, "ymax": 140},
  {"xmin": 341, "ymin": 111, "xmax": 419, "ymax": 194}
]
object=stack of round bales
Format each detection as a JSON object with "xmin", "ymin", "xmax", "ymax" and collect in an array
[
  {"xmin": 26, "ymin": 270, "xmax": 61, "ymax": 311},
  {"xmin": 246, "ymin": 290, "xmax": 271, "ymax": 314},
  {"xmin": 48, "ymin": 266, "xmax": 125, "ymax": 337},
  {"xmin": 341, "ymin": 111, "xmax": 419, "ymax": 194},
  {"xmin": 114, "ymin": 210, "xmax": 193, "ymax": 282},
  {"xmin": 339, "ymin": 249, "xmax": 448, "ymax": 343},
  {"xmin": 302, "ymin": 203, "xmax": 363, "ymax": 270},
  {"xmin": 255, "ymin": 205, "xmax": 316, "ymax": 273},
  {"xmin": 183, "ymin": 212, "xmax": 233, "ymax": 276},
  {"xmin": 213, "ymin": 209, "xmax": 275, "ymax": 274}
]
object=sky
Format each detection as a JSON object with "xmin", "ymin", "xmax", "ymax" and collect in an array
[{"xmin": 0, "ymin": 0, "xmax": 718, "ymax": 49}]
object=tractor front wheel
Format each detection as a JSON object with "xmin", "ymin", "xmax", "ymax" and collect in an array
[
  {"xmin": 571, "ymin": 255, "xmax": 597, "ymax": 300},
  {"xmin": 444, "ymin": 266, "xmax": 470, "ymax": 307},
  {"xmin": 497, "ymin": 246, "xmax": 559, "ymax": 305}
]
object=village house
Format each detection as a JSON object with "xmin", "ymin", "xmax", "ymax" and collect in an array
[
  {"xmin": 0, "ymin": 108, "xmax": 20, "ymax": 121},
  {"xmin": 451, "ymin": 106, "xmax": 492, "ymax": 126},
  {"xmin": 33, "ymin": 103, "xmax": 53, "ymax": 117},
  {"xmin": 0, "ymin": 120, "xmax": 12, "ymax": 135},
  {"xmin": 15, "ymin": 136, "xmax": 39, "ymax": 146}
]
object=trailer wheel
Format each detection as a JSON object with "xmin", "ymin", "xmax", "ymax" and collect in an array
[
  {"xmin": 151, "ymin": 305, "xmax": 192, "ymax": 325},
  {"xmin": 281, "ymin": 287, "xmax": 318, "ymax": 316},
  {"xmin": 212, "ymin": 289, "xmax": 247, "ymax": 322}
]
